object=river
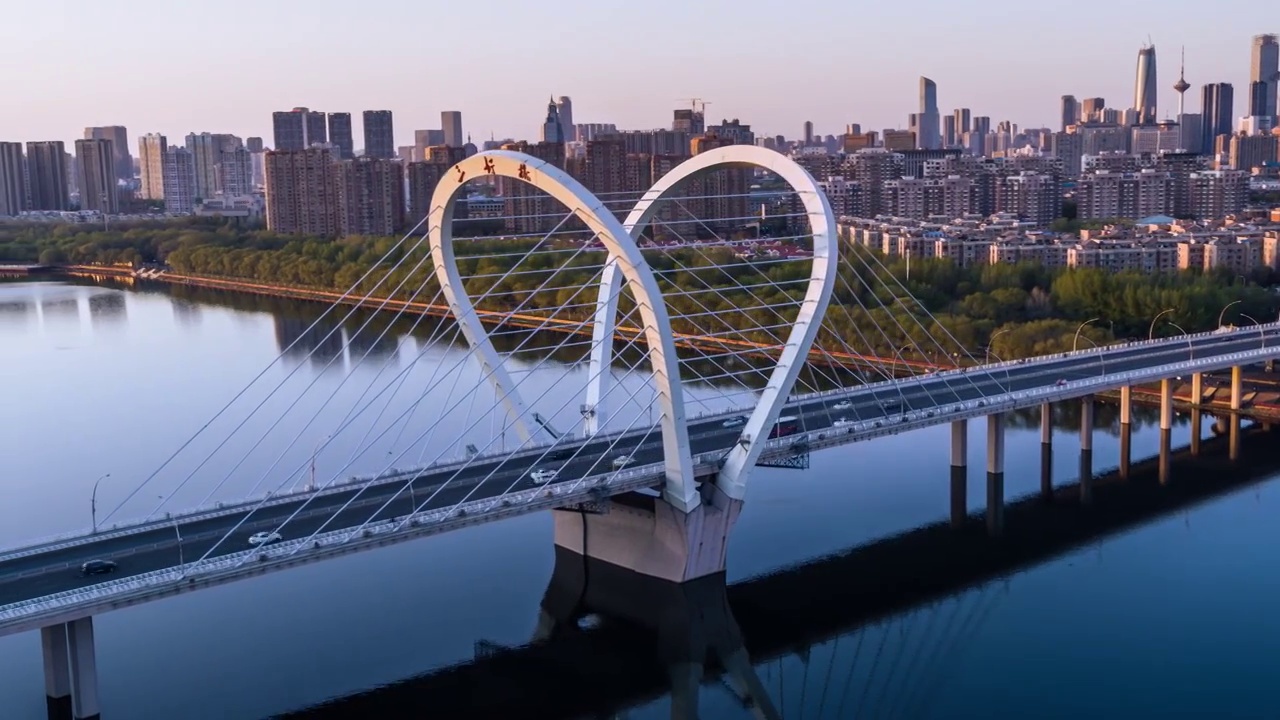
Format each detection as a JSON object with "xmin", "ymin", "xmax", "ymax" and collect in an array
[{"xmin": 1, "ymin": 278, "xmax": 1278, "ymax": 719}]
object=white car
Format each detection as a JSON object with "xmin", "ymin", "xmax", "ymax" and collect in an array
[
  {"xmin": 530, "ymin": 468, "xmax": 559, "ymax": 483},
  {"xmin": 249, "ymin": 531, "xmax": 282, "ymax": 546},
  {"xmin": 833, "ymin": 417, "xmax": 855, "ymax": 428},
  {"xmin": 832, "ymin": 400, "xmax": 853, "ymax": 410},
  {"xmin": 721, "ymin": 416, "xmax": 747, "ymax": 428},
  {"xmin": 612, "ymin": 454, "xmax": 633, "ymax": 468}
]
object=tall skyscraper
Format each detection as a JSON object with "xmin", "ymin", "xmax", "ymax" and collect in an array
[
  {"xmin": 137, "ymin": 134, "xmax": 167, "ymax": 200},
  {"xmin": 264, "ymin": 147, "xmax": 341, "ymax": 235},
  {"xmin": 1081, "ymin": 98, "xmax": 1106, "ymax": 122},
  {"xmin": 942, "ymin": 115, "xmax": 957, "ymax": 147},
  {"xmin": 75, "ymin": 139, "xmax": 118, "ymax": 214},
  {"xmin": 540, "ymin": 99, "xmax": 564, "ymax": 143},
  {"xmin": 305, "ymin": 111, "xmax": 327, "ymax": 147},
  {"xmin": 337, "ymin": 157, "xmax": 405, "ymax": 236},
  {"xmin": 246, "ymin": 137, "xmax": 264, "ymax": 153},
  {"xmin": 918, "ymin": 77, "xmax": 941, "ymax": 150},
  {"xmin": 162, "ymin": 148, "xmax": 196, "ymax": 214},
  {"xmin": 84, "ymin": 126, "xmax": 132, "ymax": 182},
  {"xmin": 216, "ymin": 146, "xmax": 253, "ymax": 196},
  {"xmin": 25, "ymin": 141, "xmax": 69, "ymax": 211},
  {"xmin": 441, "ymin": 111, "xmax": 464, "ymax": 148},
  {"xmin": 803, "ymin": 120, "xmax": 814, "ymax": 145},
  {"xmin": 1134, "ymin": 44, "xmax": 1158, "ymax": 125},
  {"xmin": 1061, "ymin": 95, "xmax": 1079, "ymax": 131},
  {"xmin": 1251, "ymin": 34, "xmax": 1279, "ymax": 119},
  {"xmin": 272, "ymin": 109, "xmax": 308, "ymax": 151},
  {"xmin": 1201, "ymin": 83, "xmax": 1234, "ymax": 154},
  {"xmin": 0, "ymin": 142, "xmax": 26, "ymax": 216},
  {"xmin": 952, "ymin": 108, "xmax": 971, "ymax": 135},
  {"xmin": 186, "ymin": 133, "xmax": 240, "ymax": 200},
  {"xmin": 327, "ymin": 113, "xmax": 353, "ymax": 159},
  {"xmin": 555, "ymin": 97, "xmax": 573, "ymax": 142},
  {"xmin": 362, "ymin": 111, "xmax": 395, "ymax": 159}
]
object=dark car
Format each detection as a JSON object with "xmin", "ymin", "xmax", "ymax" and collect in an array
[{"xmin": 80, "ymin": 560, "xmax": 118, "ymax": 576}]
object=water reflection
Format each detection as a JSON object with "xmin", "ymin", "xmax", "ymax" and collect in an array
[
  {"xmin": 170, "ymin": 298, "xmax": 202, "ymax": 327},
  {"xmin": 87, "ymin": 292, "xmax": 127, "ymax": 326},
  {"xmin": 286, "ymin": 425, "xmax": 1280, "ymax": 719}
]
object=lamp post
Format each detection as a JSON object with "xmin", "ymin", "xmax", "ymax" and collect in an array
[
  {"xmin": 90, "ymin": 473, "xmax": 111, "ymax": 533},
  {"xmin": 986, "ymin": 327, "xmax": 1012, "ymax": 364},
  {"xmin": 173, "ymin": 520, "xmax": 185, "ymax": 577},
  {"xmin": 1241, "ymin": 313, "xmax": 1264, "ymax": 349},
  {"xmin": 1148, "ymin": 308, "xmax": 1175, "ymax": 340},
  {"xmin": 1166, "ymin": 320, "xmax": 1193, "ymax": 360},
  {"xmin": 307, "ymin": 434, "xmax": 331, "ymax": 492},
  {"xmin": 1217, "ymin": 300, "xmax": 1241, "ymax": 329},
  {"xmin": 1073, "ymin": 317, "xmax": 1099, "ymax": 352},
  {"xmin": 1079, "ymin": 335, "xmax": 1107, "ymax": 376}
]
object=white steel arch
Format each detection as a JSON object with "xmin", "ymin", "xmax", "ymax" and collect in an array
[
  {"xmin": 426, "ymin": 150, "xmax": 700, "ymax": 512},
  {"xmin": 584, "ymin": 145, "xmax": 838, "ymax": 500}
]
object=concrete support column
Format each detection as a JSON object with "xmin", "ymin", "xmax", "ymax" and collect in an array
[
  {"xmin": 949, "ymin": 420, "xmax": 967, "ymax": 529},
  {"xmin": 1231, "ymin": 366, "xmax": 1243, "ymax": 411},
  {"xmin": 1119, "ymin": 386, "xmax": 1132, "ymax": 426},
  {"xmin": 1229, "ymin": 415, "xmax": 1241, "ymax": 462},
  {"xmin": 1119, "ymin": 422, "xmax": 1132, "ymax": 480},
  {"xmin": 986, "ymin": 413, "xmax": 1005, "ymax": 537},
  {"xmin": 41, "ymin": 624, "xmax": 71, "ymax": 718},
  {"xmin": 1191, "ymin": 372, "xmax": 1203, "ymax": 405},
  {"xmin": 1079, "ymin": 396, "xmax": 1094, "ymax": 505},
  {"xmin": 1039, "ymin": 403, "xmax": 1053, "ymax": 500},
  {"xmin": 1190, "ymin": 409, "xmax": 1202, "ymax": 457},
  {"xmin": 66, "ymin": 617, "xmax": 99, "ymax": 720},
  {"xmin": 1160, "ymin": 378, "xmax": 1174, "ymax": 432}
]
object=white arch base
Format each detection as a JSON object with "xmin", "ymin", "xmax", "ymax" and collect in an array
[{"xmin": 552, "ymin": 485, "xmax": 742, "ymax": 583}]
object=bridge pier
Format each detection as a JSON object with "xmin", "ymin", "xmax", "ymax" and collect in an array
[
  {"xmin": 1191, "ymin": 372, "xmax": 1203, "ymax": 405},
  {"xmin": 41, "ymin": 618, "xmax": 99, "ymax": 720},
  {"xmin": 1231, "ymin": 366, "xmax": 1243, "ymax": 411},
  {"xmin": 950, "ymin": 420, "xmax": 967, "ymax": 528},
  {"xmin": 1039, "ymin": 404, "xmax": 1052, "ymax": 500},
  {"xmin": 1079, "ymin": 396, "xmax": 1094, "ymax": 505},
  {"xmin": 986, "ymin": 413, "xmax": 1004, "ymax": 537},
  {"xmin": 1159, "ymin": 379, "xmax": 1173, "ymax": 485},
  {"xmin": 552, "ymin": 484, "xmax": 741, "ymax": 583}
]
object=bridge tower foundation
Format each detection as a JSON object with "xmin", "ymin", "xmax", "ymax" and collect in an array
[
  {"xmin": 986, "ymin": 414, "xmax": 1005, "ymax": 536},
  {"xmin": 949, "ymin": 420, "xmax": 967, "ymax": 528},
  {"xmin": 41, "ymin": 617, "xmax": 99, "ymax": 720},
  {"xmin": 552, "ymin": 483, "xmax": 741, "ymax": 583}
]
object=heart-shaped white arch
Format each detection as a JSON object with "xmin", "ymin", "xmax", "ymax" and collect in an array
[
  {"xmin": 426, "ymin": 151, "xmax": 699, "ymax": 512},
  {"xmin": 583, "ymin": 145, "xmax": 837, "ymax": 501}
]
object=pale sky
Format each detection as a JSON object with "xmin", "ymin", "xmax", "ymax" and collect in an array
[{"xmin": 2, "ymin": 0, "xmax": 1273, "ymax": 149}]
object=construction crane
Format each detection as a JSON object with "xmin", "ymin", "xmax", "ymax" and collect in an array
[{"xmin": 676, "ymin": 97, "xmax": 711, "ymax": 114}]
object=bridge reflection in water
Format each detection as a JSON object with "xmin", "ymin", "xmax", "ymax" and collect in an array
[{"xmin": 280, "ymin": 424, "xmax": 1278, "ymax": 720}]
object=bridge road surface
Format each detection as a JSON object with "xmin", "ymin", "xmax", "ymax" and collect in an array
[{"xmin": 0, "ymin": 327, "xmax": 1274, "ymax": 611}]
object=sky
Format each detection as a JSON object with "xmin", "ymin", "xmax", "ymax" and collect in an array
[{"xmin": 1, "ymin": 0, "xmax": 1274, "ymax": 149}]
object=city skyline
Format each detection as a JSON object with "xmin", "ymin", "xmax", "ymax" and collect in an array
[{"xmin": 1, "ymin": 0, "xmax": 1273, "ymax": 147}]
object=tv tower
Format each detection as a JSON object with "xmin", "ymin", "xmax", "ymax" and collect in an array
[{"xmin": 1173, "ymin": 46, "xmax": 1190, "ymax": 116}]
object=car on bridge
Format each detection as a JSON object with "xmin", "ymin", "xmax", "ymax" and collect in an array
[
  {"xmin": 833, "ymin": 417, "xmax": 855, "ymax": 428},
  {"xmin": 1056, "ymin": 378, "xmax": 1067, "ymax": 387},
  {"xmin": 832, "ymin": 400, "xmax": 853, "ymax": 410},
  {"xmin": 611, "ymin": 454, "xmax": 634, "ymax": 468},
  {"xmin": 530, "ymin": 468, "xmax": 559, "ymax": 483},
  {"xmin": 80, "ymin": 560, "xmax": 117, "ymax": 576},
  {"xmin": 249, "ymin": 531, "xmax": 283, "ymax": 546},
  {"xmin": 721, "ymin": 416, "xmax": 747, "ymax": 428}
]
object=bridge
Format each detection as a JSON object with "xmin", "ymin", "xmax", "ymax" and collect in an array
[{"xmin": 5, "ymin": 146, "xmax": 1278, "ymax": 719}]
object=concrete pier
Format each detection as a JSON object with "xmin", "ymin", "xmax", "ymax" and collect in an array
[
  {"xmin": 1119, "ymin": 422, "xmax": 1132, "ymax": 479},
  {"xmin": 41, "ymin": 624, "xmax": 71, "ymax": 719},
  {"xmin": 1191, "ymin": 372, "xmax": 1203, "ymax": 404},
  {"xmin": 1079, "ymin": 396, "xmax": 1094, "ymax": 505},
  {"xmin": 1119, "ymin": 386, "xmax": 1132, "ymax": 425},
  {"xmin": 1039, "ymin": 403, "xmax": 1053, "ymax": 500},
  {"xmin": 950, "ymin": 420, "xmax": 967, "ymax": 528},
  {"xmin": 986, "ymin": 413, "xmax": 1005, "ymax": 536},
  {"xmin": 42, "ymin": 618, "xmax": 98, "ymax": 720},
  {"xmin": 1160, "ymin": 378, "xmax": 1173, "ymax": 485},
  {"xmin": 1231, "ymin": 366, "xmax": 1243, "ymax": 411}
]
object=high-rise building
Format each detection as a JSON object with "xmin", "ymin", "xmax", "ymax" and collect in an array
[
  {"xmin": 1251, "ymin": 34, "xmax": 1279, "ymax": 119},
  {"xmin": 337, "ymin": 157, "xmax": 405, "ymax": 236},
  {"xmin": 306, "ymin": 111, "xmax": 327, "ymax": 147},
  {"xmin": 972, "ymin": 116, "xmax": 991, "ymax": 137},
  {"xmin": 216, "ymin": 146, "xmax": 254, "ymax": 196},
  {"xmin": 541, "ymin": 98, "xmax": 565, "ymax": 143},
  {"xmin": 672, "ymin": 108, "xmax": 704, "ymax": 135},
  {"xmin": 952, "ymin": 108, "xmax": 971, "ymax": 135},
  {"xmin": 1061, "ymin": 95, "xmax": 1079, "ymax": 131},
  {"xmin": 186, "ymin": 133, "xmax": 240, "ymax": 200},
  {"xmin": 442, "ymin": 111, "xmax": 464, "ymax": 148},
  {"xmin": 803, "ymin": 120, "xmax": 814, "ymax": 145},
  {"xmin": 25, "ymin": 141, "xmax": 69, "ymax": 211},
  {"xmin": 1229, "ymin": 133, "xmax": 1278, "ymax": 172},
  {"xmin": 75, "ymin": 138, "xmax": 118, "ymax": 214},
  {"xmin": 1081, "ymin": 98, "xmax": 1106, "ymax": 123},
  {"xmin": 555, "ymin": 97, "xmax": 573, "ymax": 142},
  {"xmin": 407, "ymin": 160, "xmax": 450, "ymax": 227},
  {"xmin": 84, "ymin": 126, "xmax": 132, "ymax": 182},
  {"xmin": 246, "ymin": 137, "xmax": 264, "ymax": 153},
  {"xmin": 1201, "ymin": 83, "xmax": 1235, "ymax": 155},
  {"xmin": 1134, "ymin": 44, "xmax": 1158, "ymax": 125},
  {"xmin": 327, "ymin": 113, "xmax": 353, "ymax": 159},
  {"xmin": 1188, "ymin": 170, "xmax": 1247, "ymax": 218},
  {"xmin": 264, "ymin": 147, "xmax": 341, "ymax": 235},
  {"xmin": 137, "ymin": 134, "xmax": 167, "ymax": 200},
  {"xmin": 162, "ymin": 148, "xmax": 196, "ymax": 214},
  {"xmin": 918, "ymin": 77, "xmax": 941, "ymax": 150},
  {"xmin": 942, "ymin": 115, "xmax": 957, "ymax": 148},
  {"xmin": 0, "ymin": 142, "xmax": 26, "ymax": 216},
  {"xmin": 272, "ymin": 108, "xmax": 309, "ymax": 151},
  {"xmin": 362, "ymin": 110, "xmax": 395, "ymax": 159}
]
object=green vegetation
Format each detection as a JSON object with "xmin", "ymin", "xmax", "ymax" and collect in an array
[{"xmin": 2, "ymin": 219, "xmax": 1276, "ymax": 364}]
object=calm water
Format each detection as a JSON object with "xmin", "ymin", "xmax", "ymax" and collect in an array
[{"xmin": 1, "ymin": 278, "xmax": 1279, "ymax": 719}]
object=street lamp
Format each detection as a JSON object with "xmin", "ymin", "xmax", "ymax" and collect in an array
[
  {"xmin": 1073, "ymin": 317, "xmax": 1099, "ymax": 352},
  {"xmin": 986, "ymin": 327, "xmax": 1012, "ymax": 364},
  {"xmin": 1078, "ymin": 335, "xmax": 1107, "ymax": 376},
  {"xmin": 173, "ymin": 520, "xmax": 185, "ymax": 578},
  {"xmin": 1217, "ymin": 299, "xmax": 1242, "ymax": 329},
  {"xmin": 1241, "ymin": 313, "xmax": 1264, "ymax": 350},
  {"xmin": 90, "ymin": 473, "xmax": 111, "ymax": 533},
  {"xmin": 1165, "ymin": 320, "xmax": 1193, "ymax": 360},
  {"xmin": 1148, "ymin": 308, "xmax": 1176, "ymax": 340},
  {"xmin": 307, "ymin": 434, "xmax": 331, "ymax": 492}
]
